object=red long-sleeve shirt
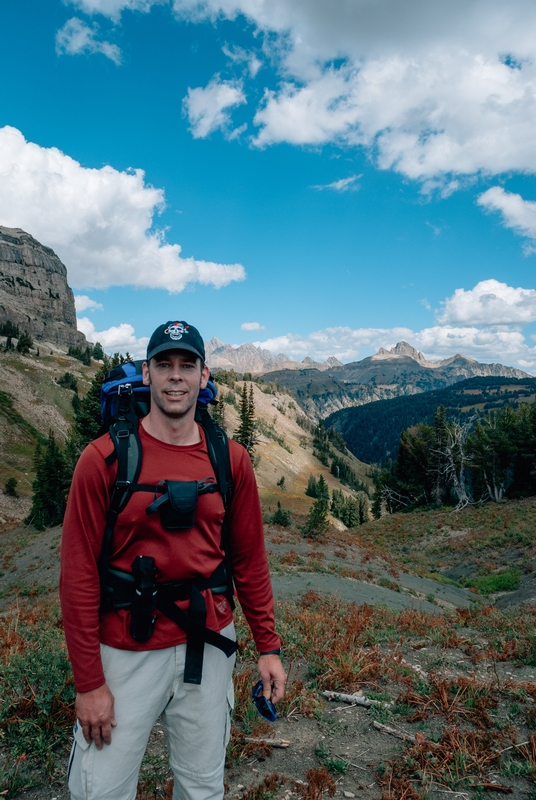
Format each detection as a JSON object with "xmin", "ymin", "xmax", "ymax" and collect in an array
[{"xmin": 60, "ymin": 424, "xmax": 280, "ymax": 693}]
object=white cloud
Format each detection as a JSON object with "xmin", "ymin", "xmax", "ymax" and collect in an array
[
  {"xmin": 183, "ymin": 76, "xmax": 247, "ymax": 138},
  {"xmin": 65, "ymin": 0, "xmax": 163, "ymax": 22},
  {"xmin": 55, "ymin": 17, "xmax": 122, "ymax": 63},
  {"xmin": 61, "ymin": 1, "xmax": 536, "ymax": 183},
  {"xmin": 254, "ymin": 326, "xmax": 415, "ymax": 363},
  {"xmin": 478, "ymin": 187, "xmax": 536, "ymax": 252},
  {"xmin": 438, "ymin": 279, "xmax": 536, "ymax": 325},
  {"xmin": 77, "ymin": 316, "xmax": 149, "ymax": 357},
  {"xmin": 0, "ymin": 126, "xmax": 245, "ymax": 292},
  {"xmin": 253, "ymin": 323, "xmax": 536, "ymax": 372},
  {"xmin": 241, "ymin": 321, "xmax": 265, "ymax": 330},
  {"xmin": 311, "ymin": 175, "xmax": 360, "ymax": 192},
  {"xmin": 74, "ymin": 295, "xmax": 104, "ymax": 312},
  {"xmin": 222, "ymin": 44, "xmax": 262, "ymax": 78},
  {"xmin": 172, "ymin": 0, "xmax": 536, "ymax": 182}
]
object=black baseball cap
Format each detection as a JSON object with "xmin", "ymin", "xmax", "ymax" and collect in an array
[{"xmin": 146, "ymin": 321, "xmax": 205, "ymax": 363}]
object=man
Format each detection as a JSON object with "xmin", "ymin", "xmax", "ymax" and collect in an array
[{"xmin": 60, "ymin": 320, "xmax": 286, "ymax": 800}]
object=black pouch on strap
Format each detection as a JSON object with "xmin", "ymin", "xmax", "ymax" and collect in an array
[
  {"xmin": 145, "ymin": 479, "xmax": 217, "ymax": 531},
  {"xmin": 162, "ymin": 480, "xmax": 198, "ymax": 530}
]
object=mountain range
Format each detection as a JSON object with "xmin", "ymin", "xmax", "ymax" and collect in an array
[{"xmin": 207, "ymin": 339, "xmax": 528, "ymax": 418}]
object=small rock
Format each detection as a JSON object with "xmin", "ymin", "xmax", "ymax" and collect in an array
[{"xmin": 344, "ymin": 792, "xmax": 355, "ymax": 798}]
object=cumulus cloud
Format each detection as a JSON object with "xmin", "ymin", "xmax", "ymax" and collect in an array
[
  {"xmin": 252, "ymin": 323, "xmax": 536, "ymax": 372},
  {"xmin": 56, "ymin": 17, "xmax": 122, "ymax": 63},
  {"xmin": 62, "ymin": 1, "xmax": 536, "ymax": 183},
  {"xmin": 241, "ymin": 321, "xmax": 265, "ymax": 331},
  {"xmin": 0, "ymin": 126, "xmax": 245, "ymax": 292},
  {"xmin": 77, "ymin": 316, "xmax": 149, "ymax": 357},
  {"xmin": 478, "ymin": 187, "xmax": 536, "ymax": 252},
  {"xmin": 169, "ymin": 0, "xmax": 536, "ymax": 182},
  {"xmin": 254, "ymin": 326, "xmax": 415, "ymax": 364},
  {"xmin": 311, "ymin": 175, "xmax": 360, "ymax": 192},
  {"xmin": 438, "ymin": 279, "xmax": 536, "ymax": 325},
  {"xmin": 74, "ymin": 295, "xmax": 104, "ymax": 312},
  {"xmin": 183, "ymin": 76, "xmax": 246, "ymax": 138}
]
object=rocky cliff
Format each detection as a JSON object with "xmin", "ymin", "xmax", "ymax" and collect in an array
[{"xmin": 0, "ymin": 226, "xmax": 87, "ymax": 348}]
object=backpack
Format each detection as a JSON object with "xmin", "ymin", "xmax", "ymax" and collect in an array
[{"xmin": 97, "ymin": 359, "xmax": 236, "ymax": 684}]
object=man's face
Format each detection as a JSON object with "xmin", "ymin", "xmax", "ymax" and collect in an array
[{"xmin": 142, "ymin": 350, "xmax": 210, "ymax": 420}]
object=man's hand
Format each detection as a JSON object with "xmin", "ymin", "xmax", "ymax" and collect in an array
[
  {"xmin": 258, "ymin": 654, "xmax": 286, "ymax": 704},
  {"xmin": 75, "ymin": 683, "xmax": 117, "ymax": 749}
]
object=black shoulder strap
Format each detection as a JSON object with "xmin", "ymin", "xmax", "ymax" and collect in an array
[
  {"xmin": 98, "ymin": 387, "xmax": 143, "ymax": 610},
  {"xmin": 195, "ymin": 406, "xmax": 233, "ymax": 509},
  {"xmin": 195, "ymin": 405, "xmax": 235, "ymax": 607}
]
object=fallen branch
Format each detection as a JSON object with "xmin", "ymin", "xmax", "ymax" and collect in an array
[
  {"xmin": 243, "ymin": 737, "xmax": 290, "ymax": 748},
  {"xmin": 372, "ymin": 720, "xmax": 416, "ymax": 743},
  {"xmin": 322, "ymin": 690, "xmax": 391, "ymax": 709}
]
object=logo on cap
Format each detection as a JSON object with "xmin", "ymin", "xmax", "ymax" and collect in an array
[{"xmin": 165, "ymin": 322, "xmax": 189, "ymax": 341}]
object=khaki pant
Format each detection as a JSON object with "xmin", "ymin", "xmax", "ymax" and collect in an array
[{"xmin": 68, "ymin": 623, "xmax": 235, "ymax": 800}]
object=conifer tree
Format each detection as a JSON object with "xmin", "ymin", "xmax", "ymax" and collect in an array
[
  {"xmin": 305, "ymin": 475, "xmax": 319, "ymax": 498},
  {"xmin": 301, "ymin": 493, "xmax": 329, "ymax": 538},
  {"xmin": 92, "ymin": 341, "xmax": 105, "ymax": 360},
  {"xmin": 316, "ymin": 474, "xmax": 329, "ymax": 501},
  {"xmin": 234, "ymin": 382, "xmax": 256, "ymax": 457},
  {"xmin": 211, "ymin": 399, "xmax": 226, "ymax": 431},
  {"xmin": 26, "ymin": 431, "xmax": 69, "ymax": 530}
]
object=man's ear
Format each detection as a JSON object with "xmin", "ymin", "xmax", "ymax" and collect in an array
[
  {"xmin": 142, "ymin": 361, "xmax": 150, "ymax": 386},
  {"xmin": 200, "ymin": 363, "xmax": 210, "ymax": 390}
]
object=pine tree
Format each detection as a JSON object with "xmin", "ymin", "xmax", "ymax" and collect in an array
[
  {"xmin": 301, "ymin": 494, "xmax": 329, "ymax": 538},
  {"xmin": 431, "ymin": 405, "xmax": 450, "ymax": 505},
  {"xmin": 211, "ymin": 399, "xmax": 226, "ymax": 431},
  {"xmin": 25, "ymin": 431, "xmax": 69, "ymax": 530},
  {"xmin": 234, "ymin": 382, "xmax": 256, "ymax": 458},
  {"xmin": 316, "ymin": 474, "xmax": 329, "ymax": 501},
  {"xmin": 305, "ymin": 475, "xmax": 319, "ymax": 498},
  {"xmin": 92, "ymin": 341, "xmax": 104, "ymax": 360}
]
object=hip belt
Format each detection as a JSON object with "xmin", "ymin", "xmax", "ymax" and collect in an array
[{"xmin": 104, "ymin": 556, "xmax": 237, "ymax": 685}]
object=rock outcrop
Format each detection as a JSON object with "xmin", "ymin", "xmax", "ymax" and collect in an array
[{"xmin": 0, "ymin": 226, "xmax": 87, "ymax": 348}]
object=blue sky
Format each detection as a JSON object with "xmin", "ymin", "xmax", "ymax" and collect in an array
[{"xmin": 2, "ymin": 0, "xmax": 536, "ymax": 369}]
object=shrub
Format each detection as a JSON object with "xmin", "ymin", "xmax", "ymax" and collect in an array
[
  {"xmin": 57, "ymin": 372, "xmax": 78, "ymax": 393},
  {"xmin": 0, "ymin": 606, "xmax": 75, "ymax": 792},
  {"xmin": 16, "ymin": 332, "xmax": 34, "ymax": 355},
  {"xmin": 270, "ymin": 501, "xmax": 291, "ymax": 527},
  {"xmin": 467, "ymin": 568, "xmax": 522, "ymax": 596},
  {"xmin": 4, "ymin": 477, "xmax": 18, "ymax": 497}
]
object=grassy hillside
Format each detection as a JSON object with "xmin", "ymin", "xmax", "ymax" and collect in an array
[
  {"xmin": 3, "ymin": 488, "xmax": 536, "ymax": 797},
  {"xmin": 326, "ymin": 375, "xmax": 536, "ymax": 465},
  {"xmin": 0, "ymin": 346, "xmax": 99, "ymax": 528},
  {"xmin": 0, "ymin": 350, "xmax": 372, "ymax": 534},
  {"xmin": 210, "ymin": 378, "xmax": 372, "ymax": 520}
]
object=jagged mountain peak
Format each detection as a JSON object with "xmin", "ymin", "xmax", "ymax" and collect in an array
[{"xmin": 374, "ymin": 341, "xmax": 427, "ymax": 363}]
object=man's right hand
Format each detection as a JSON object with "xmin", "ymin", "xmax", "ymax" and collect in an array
[{"xmin": 75, "ymin": 683, "xmax": 117, "ymax": 749}]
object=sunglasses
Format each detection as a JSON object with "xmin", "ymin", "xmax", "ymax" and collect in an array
[{"xmin": 251, "ymin": 680, "xmax": 278, "ymax": 722}]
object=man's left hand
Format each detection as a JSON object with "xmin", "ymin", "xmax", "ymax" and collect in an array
[{"xmin": 258, "ymin": 654, "xmax": 286, "ymax": 704}]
